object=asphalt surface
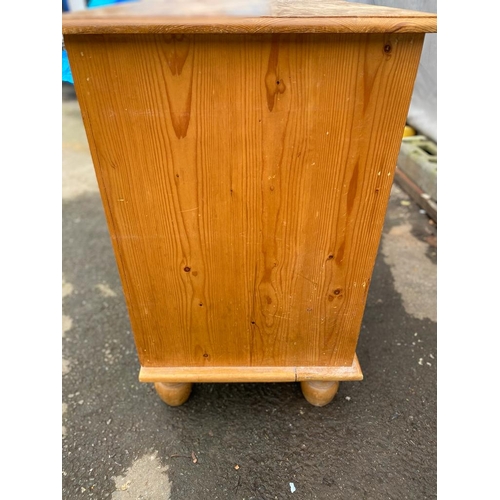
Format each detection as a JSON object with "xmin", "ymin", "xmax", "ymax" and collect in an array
[{"xmin": 62, "ymin": 83, "xmax": 437, "ymax": 500}]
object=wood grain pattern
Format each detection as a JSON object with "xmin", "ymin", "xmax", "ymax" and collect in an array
[
  {"xmin": 62, "ymin": 0, "xmax": 436, "ymax": 18},
  {"xmin": 65, "ymin": 32, "xmax": 424, "ymax": 370},
  {"xmin": 63, "ymin": 17, "xmax": 437, "ymax": 35},
  {"xmin": 140, "ymin": 355, "xmax": 363, "ymax": 382},
  {"xmin": 62, "ymin": 0, "xmax": 437, "ymax": 34}
]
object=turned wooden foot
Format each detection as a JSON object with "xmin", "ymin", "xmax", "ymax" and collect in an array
[
  {"xmin": 154, "ymin": 382, "xmax": 192, "ymax": 406},
  {"xmin": 300, "ymin": 380, "xmax": 340, "ymax": 407}
]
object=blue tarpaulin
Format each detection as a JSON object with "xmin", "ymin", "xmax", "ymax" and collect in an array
[
  {"xmin": 62, "ymin": 50, "xmax": 73, "ymax": 84},
  {"xmin": 62, "ymin": 0, "xmax": 136, "ymax": 84},
  {"xmin": 87, "ymin": 0, "xmax": 132, "ymax": 7}
]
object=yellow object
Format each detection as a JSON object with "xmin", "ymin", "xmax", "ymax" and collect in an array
[{"xmin": 403, "ymin": 125, "xmax": 416, "ymax": 137}]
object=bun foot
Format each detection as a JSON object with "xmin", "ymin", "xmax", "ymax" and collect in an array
[
  {"xmin": 300, "ymin": 380, "xmax": 340, "ymax": 407},
  {"xmin": 154, "ymin": 382, "xmax": 192, "ymax": 406}
]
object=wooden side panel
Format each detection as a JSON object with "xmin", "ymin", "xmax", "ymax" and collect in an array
[{"xmin": 65, "ymin": 33, "xmax": 424, "ymax": 368}]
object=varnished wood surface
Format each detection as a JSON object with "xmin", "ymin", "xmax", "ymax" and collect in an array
[
  {"xmin": 66, "ymin": 32, "xmax": 424, "ymax": 369},
  {"xmin": 62, "ymin": 0, "xmax": 436, "ymax": 34},
  {"xmin": 154, "ymin": 382, "xmax": 192, "ymax": 406},
  {"xmin": 140, "ymin": 355, "xmax": 363, "ymax": 382},
  {"xmin": 301, "ymin": 380, "xmax": 340, "ymax": 406}
]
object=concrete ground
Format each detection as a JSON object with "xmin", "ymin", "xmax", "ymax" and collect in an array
[{"xmin": 62, "ymin": 83, "xmax": 437, "ymax": 500}]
